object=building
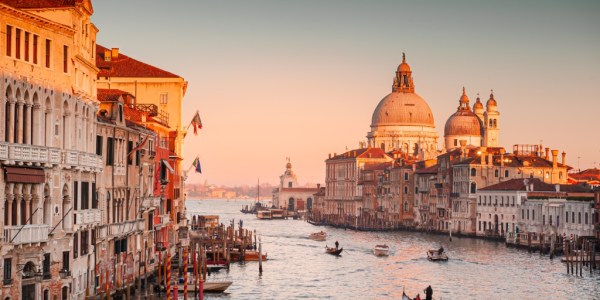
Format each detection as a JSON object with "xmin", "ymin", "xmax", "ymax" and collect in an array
[
  {"xmin": 569, "ymin": 168, "xmax": 600, "ymax": 187},
  {"xmin": 272, "ymin": 159, "xmax": 318, "ymax": 211},
  {"xmin": 1, "ymin": 1, "xmax": 102, "ymax": 299},
  {"xmin": 444, "ymin": 88, "xmax": 485, "ymax": 149},
  {"xmin": 366, "ymin": 54, "xmax": 438, "ymax": 159}
]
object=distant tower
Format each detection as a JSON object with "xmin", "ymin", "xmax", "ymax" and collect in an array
[
  {"xmin": 444, "ymin": 87, "xmax": 483, "ymax": 149},
  {"xmin": 280, "ymin": 158, "xmax": 299, "ymax": 188},
  {"xmin": 483, "ymin": 90, "xmax": 500, "ymax": 147},
  {"xmin": 473, "ymin": 93, "xmax": 484, "ymax": 122}
]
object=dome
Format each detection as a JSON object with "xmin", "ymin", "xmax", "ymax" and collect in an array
[
  {"xmin": 398, "ymin": 62, "xmax": 411, "ymax": 72},
  {"xmin": 473, "ymin": 97, "xmax": 483, "ymax": 111},
  {"xmin": 486, "ymin": 92, "xmax": 497, "ymax": 110},
  {"xmin": 444, "ymin": 110, "xmax": 483, "ymax": 136},
  {"xmin": 371, "ymin": 92, "xmax": 435, "ymax": 127}
]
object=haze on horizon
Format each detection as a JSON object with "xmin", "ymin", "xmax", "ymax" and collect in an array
[{"xmin": 91, "ymin": 0, "xmax": 600, "ymax": 186}]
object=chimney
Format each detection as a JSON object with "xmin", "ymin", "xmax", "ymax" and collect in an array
[
  {"xmin": 561, "ymin": 151, "xmax": 566, "ymax": 166},
  {"xmin": 551, "ymin": 149, "xmax": 558, "ymax": 168},
  {"xmin": 104, "ymin": 49, "xmax": 111, "ymax": 62},
  {"xmin": 328, "ymin": 153, "xmax": 331, "ymax": 159},
  {"xmin": 111, "ymin": 47, "xmax": 119, "ymax": 59},
  {"xmin": 545, "ymin": 148, "xmax": 550, "ymax": 160}
]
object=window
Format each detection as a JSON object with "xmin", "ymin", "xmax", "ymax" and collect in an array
[
  {"xmin": 24, "ymin": 32, "xmax": 30, "ymax": 62},
  {"xmin": 471, "ymin": 168, "xmax": 476, "ymax": 176},
  {"xmin": 288, "ymin": 182, "xmax": 292, "ymax": 188},
  {"xmin": 505, "ymin": 170, "xmax": 509, "ymax": 178},
  {"xmin": 494, "ymin": 169, "xmax": 499, "ymax": 177},
  {"xmin": 522, "ymin": 209, "xmax": 524, "ymax": 220},
  {"xmin": 81, "ymin": 231, "xmax": 88, "ymax": 255},
  {"xmin": 62, "ymin": 251, "xmax": 70, "ymax": 271},
  {"xmin": 545, "ymin": 172, "xmax": 549, "ymax": 179},
  {"xmin": 470, "ymin": 182, "xmax": 476, "ymax": 194},
  {"xmin": 73, "ymin": 181, "xmax": 78, "ymax": 211},
  {"xmin": 15, "ymin": 28, "xmax": 21, "ymax": 59},
  {"xmin": 73, "ymin": 232, "xmax": 78, "ymax": 258},
  {"xmin": 532, "ymin": 210, "xmax": 535, "ymax": 220},
  {"xmin": 159, "ymin": 93, "xmax": 168, "ymax": 104},
  {"xmin": 127, "ymin": 141, "xmax": 133, "ymax": 165},
  {"xmin": 45, "ymin": 39, "xmax": 51, "ymax": 68},
  {"xmin": 572, "ymin": 212, "xmax": 575, "ymax": 224},
  {"xmin": 96, "ymin": 135, "xmax": 103, "ymax": 155},
  {"xmin": 106, "ymin": 137, "xmax": 114, "ymax": 166},
  {"xmin": 585, "ymin": 212, "xmax": 588, "ymax": 225},
  {"xmin": 404, "ymin": 172, "xmax": 409, "ymax": 181},
  {"xmin": 43, "ymin": 253, "xmax": 50, "ymax": 277},
  {"xmin": 454, "ymin": 139, "xmax": 457, "ymax": 146},
  {"xmin": 5, "ymin": 25, "xmax": 11, "ymax": 56},
  {"xmin": 3, "ymin": 258, "xmax": 11, "ymax": 281},
  {"xmin": 566, "ymin": 211, "xmax": 569, "ymax": 223},
  {"xmin": 92, "ymin": 182, "xmax": 97, "ymax": 209},
  {"xmin": 33, "ymin": 34, "xmax": 38, "ymax": 64},
  {"xmin": 578, "ymin": 212, "xmax": 581, "ymax": 224},
  {"xmin": 527, "ymin": 209, "xmax": 529, "ymax": 220},
  {"xmin": 404, "ymin": 186, "xmax": 408, "ymax": 194},
  {"xmin": 81, "ymin": 182, "xmax": 89, "ymax": 210},
  {"xmin": 63, "ymin": 45, "xmax": 68, "ymax": 73}
]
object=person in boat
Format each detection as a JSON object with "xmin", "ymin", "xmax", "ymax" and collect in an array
[
  {"xmin": 335, "ymin": 241, "xmax": 339, "ymax": 250},
  {"xmin": 425, "ymin": 285, "xmax": 433, "ymax": 300},
  {"xmin": 415, "ymin": 293, "xmax": 421, "ymax": 300},
  {"xmin": 438, "ymin": 245, "xmax": 444, "ymax": 255}
]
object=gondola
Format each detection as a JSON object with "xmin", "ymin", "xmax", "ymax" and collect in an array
[{"xmin": 325, "ymin": 246, "xmax": 343, "ymax": 256}]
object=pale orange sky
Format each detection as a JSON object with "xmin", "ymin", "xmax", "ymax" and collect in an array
[{"xmin": 93, "ymin": 0, "xmax": 600, "ymax": 186}]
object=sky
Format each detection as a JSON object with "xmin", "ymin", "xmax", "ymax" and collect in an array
[{"xmin": 91, "ymin": 0, "xmax": 600, "ymax": 186}]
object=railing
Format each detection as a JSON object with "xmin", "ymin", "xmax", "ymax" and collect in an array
[
  {"xmin": 109, "ymin": 219, "xmax": 145, "ymax": 236},
  {"xmin": 63, "ymin": 150, "xmax": 78, "ymax": 165},
  {"xmin": 4, "ymin": 224, "xmax": 50, "ymax": 244},
  {"xmin": 78, "ymin": 152, "xmax": 103, "ymax": 169},
  {"xmin": 0, "ymin": 142, "xmax": 63, "ymax": 165},
  {"xmin": 141, "ymin": 197, "xmax": 161, "ymax": 209},
  {"xmin": 74, "ymin": 209, "xmax": 102, "ymax": 226}
]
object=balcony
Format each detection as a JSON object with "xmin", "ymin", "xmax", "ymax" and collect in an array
[
  {"xmin": 0, "ymin": 142, "xmax": 62, "ymax": 166},
  {"xmin": 78, "ymin": 152, "xmax": 103, "ymax": 169},
  {"xmin": 154, "ymin": 214, "xmax": 170, "ymax": 228},
  {"xmin": 3, "ymin": 224, "xmax": 50, "ymax": 245},
  {"xmin": 141, "ymin": 197, "xmax": 161, "ymax": 209},
  {"xmin": 74, "ymin": 209, "xmax": 102, "ymax": 226},
  {"xmin": 109, "ymin": 219, "xmax": 145, "ymax": 237}
]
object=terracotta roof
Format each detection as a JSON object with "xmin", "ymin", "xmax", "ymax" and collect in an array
[
  {"xmin": 415, "ymin": 164, "xmax": 439, "ymax": 174},
  {"xmin": 97, "ymin": 88, "xmax": 132, "ymax": 102},
  {"xmin": 480, "ymin": 178, "xmax": 592, "ymax": 192},
  {"xmin": 454, "ymin": 153, "xmax": 570, "ymax": 169},
  {"xmin": 96, "ymin": 45, "xmax": 180, "ymax": 78},
  {"xmin": 363, "ymin": 162, "xmax": 392, "ymax": 171},
  {"xmin": 328, "ymin": 147, "xmax": 391, "ymax": 161},
  {"xmin": 0, "ymin": 0, "xmax": 80, "ymax": 8}
]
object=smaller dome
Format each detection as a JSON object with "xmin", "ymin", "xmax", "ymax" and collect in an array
[
  {"xmin": 444, "ymin": 110, "xmax": 483, "ymax": 136},
  {"xmin": 286, "ymin": 162, "xmax": 292, "ymax": 169},
  {"xmin": 397, "ymin": 52, "xmax": 411, "ymax": 72},
  {"xmin": 459, "ymin": 87, "xmax": 469, "ymax": 104},
  {"xmin": 486, "ymin": 91, "xmax": 497, "ymax": 110},
  {"xmin": 473, "ymin": 96, "xmax": 483, "ymax": 111}
]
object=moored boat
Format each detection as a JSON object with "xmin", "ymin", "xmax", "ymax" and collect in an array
[
  {"xmin": 244, "ymin": 250, "xmax": 267, "ymax": 261},
  {"xmin": 257, "ymin": 210, "xmax": 272, "ymax": 220},
  {"xmin": 325, "ymin": 246, "xmax": 343, "ymax": 256},
  {"xmin": 177, "ymin": 281, "xmax": 233, "ymax": 293},
  {"xmin": 309, "ymin": 231, "xmax": 327, "ymax": 241},
  {"xmin": 271, "ymin": 208, "xmax": 285, "ymax": 219},
  {"xmin": 373, "ymin": 244, "xmax": 389, "ymax": 256}
]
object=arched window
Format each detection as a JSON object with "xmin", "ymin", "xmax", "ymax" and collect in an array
[
  {"xmin": 504, "ymin": 170, "xmax": 509, "ymax": 178},
  {"xmin": 532, "ymin": 210, "xmax": 535, "ymax": 221},
  {"xmin": 566, "ymin": 211, "xmax": 569, "ymax": 223},
  {"xmin": 494, "ymin": 169, "xmax": 499, "ymax": 177},
  {"xmin": 403, "ymin": 201, "xmax": 408, "ymax": 212},
  {"xmin": 585, "ymin": 212, "xmax": 588, "ymax": 225},
  {"xmin": 471, "ymin": 168, "xmax": 476, "ymax": 176},
  {"xmin": 470, "ymin": 182, "xmax": 476, "ymax": 194},
  {"xmin": 578, "ymin": 212, "xmax": 581, "ymax": 224}
]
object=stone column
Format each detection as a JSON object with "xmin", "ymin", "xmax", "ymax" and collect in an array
[
  {"xmin": 15, "ymin": 184, "xmax": 23, "ymax": 225},
  {"xmin": 24, "ymin": 193, "xmax": 32, "ymax": 225},
  {"xmin": 44, "ymin": 108, "xmax": 52, "ymax": 147},
  {"xmin": 7, "ymin": 194, "xmax": 13, "ymax": 226},
  {"xmin": 8, "ymin": 100, "xmax": 15, "ymax": 143},
  {"xmin": 24, "ymin": 103, "xmax": 32, "ymax": 144},
  {"xmin": 17, "ymin": 102, "xmax": 24, "ymax": 144}
]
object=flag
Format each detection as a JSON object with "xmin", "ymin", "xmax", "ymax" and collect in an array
[
  {"xmin": 189, "ymin": 110, "xmax": 202, "ymax": 135},
  {"xmin": 128, "ymin": 135, "xmax": 150, "ymax": 160},
  {"xmin": 193, "ymin": 157, "xmax": 202, "ymax": 174}
]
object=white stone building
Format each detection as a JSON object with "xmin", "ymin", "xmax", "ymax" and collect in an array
[{"xmin": 272, "ymin": 159, "xmax": 318, "ymax": 211}]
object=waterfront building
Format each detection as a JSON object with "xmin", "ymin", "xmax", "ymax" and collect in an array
[
  {"xmin": 324, "ymin": 148, "xmax": 392, "ymax": 220},
  {"xmin": 95, "ymin": 45, "xmax": 188, "ymax": 256},
  {"xmin": 357, "ymin": 161, "xmax": 393, "ymax": 225},
  {"xmin": 476, "ymin": 179, "xmax": 529, "ymax": 237},
  {"xmin": 414, "ymin": 164, "xmax": 439, "ymax": 229},
  {"xmin": 366, "ymin": 54, "xmax": 438, "ymax": 159},
  {"xmin": 569, "ymin": 168, "xmax": 600, "ymax": 187},
  {"xmin": 389, "ymin": 160, "xmax": 419, "ymax": 226},
  {"xmin": 272, "ymin": 159, "xmax": 318, "ymax": 211},
  {"xmin": 594, "ymin": 191, "xmax": 600, "ymax": 240},
  {"xmin": 0, "ymin": 1, "xmax": 104, "ymax": 299},
  {"xmin": 513, "ymin": 180, "xmax": 595, "ymax": 238}
]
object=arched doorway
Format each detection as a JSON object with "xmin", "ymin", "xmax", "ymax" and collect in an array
[
  {"xmin": 288, "ymin": 198, "xmax": 295, "ymax": 211},
  {"xmin": 22, "ymin": 261, "xmax": 36, "ymax": 300},
  {"xmin": 494, "ymin": 215, "xmax": 499, "ymax": 236},
  {"xmin": 61, "ymin": 286, "xmax": 68, "ymax": 300},
  {"xmin": 306, "ymin": 198, "xmax": 313, "ymax": 211}
]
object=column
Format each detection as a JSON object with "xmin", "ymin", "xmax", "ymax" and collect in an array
[
  {"xmin": 7, "ymin": 194, "xmax": 13, "ymax": 226},
  {"xmin": 17, "ymin": 102, "xmax": 24, "ymax": 144},
  {"xmin": 24, "ymin": 193, "xmax": 32, "ymax": 225},
  {"xmin": 15, "ymin": 184, "xmax": 22, "ymax": 225},
  {"xmin": 44, "ymin": 108, "xmax": 52, "ymax": 147},
  {"xmin": 24, "ymin": 104, "xmax": 32, "ymax": 144},
  {"xmin": 8, "ymin": 101, "xmax": 15, "ymax": 143}
]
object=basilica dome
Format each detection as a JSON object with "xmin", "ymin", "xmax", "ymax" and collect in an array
[
  {"xmin": 371, "ymin": 92, "xmax": 435, "ymax": 127},
  {"xmin": 444, "ymin": 110, "xmax": 482, "ymax": 136}
]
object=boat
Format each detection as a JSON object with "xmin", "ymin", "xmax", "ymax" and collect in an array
[
  {"xmin": 256, "ymin": 210, "xmax": 272, "ymax": 220},
  {"xmin": 427, "ymin": 249, "xmax": 448, "ymax": 261},
  {"xmin": 270, "ymin": 208, "xmax": 285, "ymax": 219},
  {"xmin": 325, "ymin": 246, "xmax": 343, "ymax": 256},
  {"xmin": 176, "ymin": 281, "xmax": 233, "ymax": 293},
  {"xmin": 309, "ymin": 231, "xmax": 327, "ymax": 241},
  {"xmin": 373, "ymin": 244, "xmax": 390, "ymax": 256},
  {"xmin": 244, "ymin": 250, "xmax": 267, "ymax": 261}
]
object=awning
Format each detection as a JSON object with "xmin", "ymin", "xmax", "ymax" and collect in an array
[
  {"xmin": 161, "ymin": 159, "xmax": 174, "ymax": 174},
  {"xmin": 4, "ymin": 167, "xmax": 45, "ymax": 183}
]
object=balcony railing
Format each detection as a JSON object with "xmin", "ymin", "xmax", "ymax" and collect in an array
[
  {"xmin": 4, "ymin": 224, "xmax": 50, "ymax": 244},
  {"xmin": 154, "ymin": 214, "xmax": 170, "ymax": 228},
  {"xmin": 0, "ymin": 142, "xmax": 62, "ymax": 165},
  {"xmin": 141, "ymin": 197, "xmax": 161, "ymax": 209},
  {"xmin": 109, "ymin": 219, "xmax": 145, "ymax": 237},
  {"xmin": 74, "ymin": 209, "xmax": 102, "ymax": 226}
]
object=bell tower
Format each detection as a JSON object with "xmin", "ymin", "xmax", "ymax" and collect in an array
[
  {"xmin": 483, "ymin": 90, "xmax": 500, "ymax": 147},
  {"xmin": 392, "ymin": 53, "xmax": 414, "ymax": 93}
]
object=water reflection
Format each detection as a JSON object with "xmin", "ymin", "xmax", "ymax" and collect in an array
[{"xmin": 187, "ymin": 200, "xmax": 600, "ymax": 299}]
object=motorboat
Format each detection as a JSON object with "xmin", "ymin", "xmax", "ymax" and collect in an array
[
  {"xmin": 427, "ymin": 249, "xmax": 448, "ymax": 261},
  {"xmin": 271, "ymin": 209, "xmax": 285, "ymax": 219},
  {"xmin": 325, "ymin": 246, "xmax": 343, "ymax": 256},
  {"xmin": 373, "ymin": 244, "xmax": 390, "ymax": 256},
  {"xmin": 244, "ymin": 250, "xmax": 268, "ymax": 261},
  {"xmin": 309, "ymin": 231, "xmax": 327, "ymax": 241}
]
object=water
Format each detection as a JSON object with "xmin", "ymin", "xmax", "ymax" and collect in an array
[{"xmin": 186, "ymin": 199, "xmax": 600, "ymax": 299}]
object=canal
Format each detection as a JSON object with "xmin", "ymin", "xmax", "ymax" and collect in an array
[{"xmin": 186, "ymin": 199, "xmax": 599, "ymax": 299}]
